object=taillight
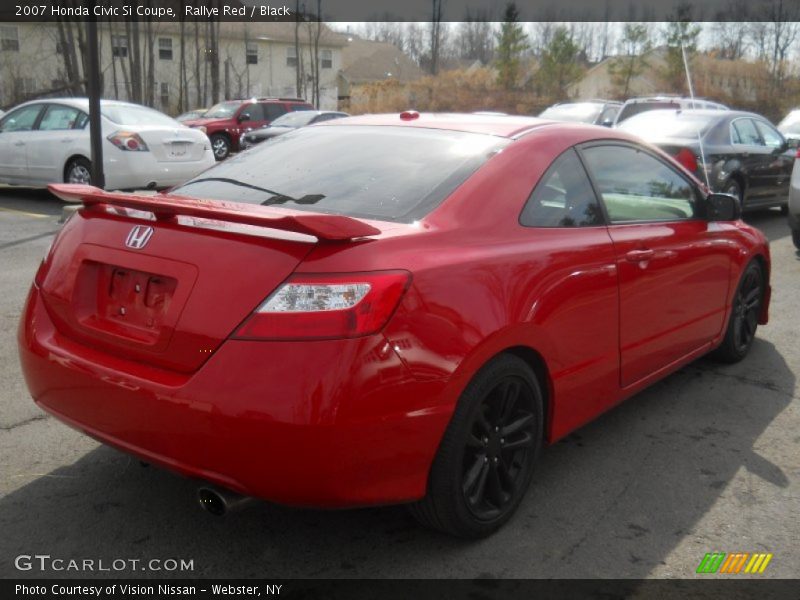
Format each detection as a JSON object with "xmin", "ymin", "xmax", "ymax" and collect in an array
[
  {"xmin": 235, "ymin": 271, "xmax": 411, "ymax": 340},
  {"xmin": 674, "ymin": 147, "xmax": 698, "ymax": 173},
  {"xmin": 107, "ymin": 131, "xmax": 150, "ymax": 152}
]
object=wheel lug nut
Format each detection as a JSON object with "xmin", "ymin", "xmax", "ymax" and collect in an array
[
  {"xmin": 493, "ymin": 457, "xmax": 498, "ymax": 463},
  {"xmin": 500, "ymin": 438, "xmax": 505, "ymax": 444},
  {"xmin": 484, "ymin": 456, "xmax": 489, "ymax": 463},
  {"xmin": 495, "ymin": 426, "xmax": 499, "ymax": 432}
]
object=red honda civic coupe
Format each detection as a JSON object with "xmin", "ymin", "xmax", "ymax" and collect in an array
[{"xmin": 19, "ymin": 113, "xmax": 770, "ymax": 538}]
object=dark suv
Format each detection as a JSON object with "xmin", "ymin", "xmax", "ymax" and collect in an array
[{"xmin": 184, "ymin": 98, "xmax": 313, "ymax": 160}]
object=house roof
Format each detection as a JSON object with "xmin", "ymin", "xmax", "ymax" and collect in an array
[{"xmin": 339, "ymin": 38, "xmax": 423, "ymax": 84}]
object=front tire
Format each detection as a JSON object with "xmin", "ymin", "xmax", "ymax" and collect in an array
[
  {"xmin": 64, "ymin": 157, "xmax": 92, "ymax": 185},
  {"xmin": 409, "ymin": 354, "xmax": 543, "ymax": 538},
  {"xmin": 711, "ymin": 260, "xmax": 764, "ymax": 363},
  {"xmin": 792, "ymin": 229, "xmax": 800, "ymax": 250},
  {"xmin": 210, "ymin": 134, "xmax": 230, "ymax": 160}
]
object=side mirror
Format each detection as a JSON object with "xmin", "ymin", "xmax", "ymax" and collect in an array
[
  {"xmin": 785, "ymin": 137, "xmax": 800, "ymax": 150},
  {"xmin": 238, "ymin": 112, "xmax": 250, "ymax": 122},
  {"xmin": 705, "ymin": 193, "xmax": 740, "ymax": 222}
]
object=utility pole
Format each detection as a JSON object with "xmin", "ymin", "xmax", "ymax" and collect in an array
[{"xmin": 86, "ymin": 19, "xmax": 105, "ymax": 189}]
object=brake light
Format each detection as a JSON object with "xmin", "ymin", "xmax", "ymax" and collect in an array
[
  {"xmin": 235, "ymin": 271, "xmax": 411, "ymax": 340},
  {"xmin": 674, "ymin": 147, "xmax": 698, "ymax": 173},
  {"xmin": 107, "ymin": 131, "xmax": 150, "ymax": 152}
]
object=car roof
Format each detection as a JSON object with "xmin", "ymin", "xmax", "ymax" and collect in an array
[
  {"xmin": 11, "ymin": 97, "xmax": 152, "ymax": 112},
  {"xmin": 322, "ymin": 112, "xmax": 560, "ymax": 138},
  {"xmin": 624, "ymin": 108, "xmax": 763, "ymax": 120}
]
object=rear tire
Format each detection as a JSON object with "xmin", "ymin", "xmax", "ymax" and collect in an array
[
  {"xmin": 64, "ymin": 157, "xmax": 92, "ymax": 185},
  {"xmin": 210, "ymin": 134, "xmax": 230, "ymax": 160},
  {"xmin": 711, "ymin": 260, "xmax": 764, "ymax": 363},
  {"xmin": 792, "ymin": 229, "xmax": 800, "ymax": 251},
  {"xmin": 408, "ymin": 354, "xmax": 543, "ymax": 538}
]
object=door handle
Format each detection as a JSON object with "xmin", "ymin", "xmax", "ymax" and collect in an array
[
  {"xmin": 625, "ymin": 249, "xmax": 655, "ymax": 262},
  {"xmin": 13, "ymin": 141, "xmax": 25, "ymax": 146}
]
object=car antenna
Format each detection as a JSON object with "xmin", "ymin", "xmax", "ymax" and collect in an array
[{"xmin": 681, "ymin": 41, "xmax": 711, "ymax": 189}]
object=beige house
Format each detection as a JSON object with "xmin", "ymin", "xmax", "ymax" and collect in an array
[
  {"xmin": 567, "ymin": 47, "xmax": 769, "ymax": 104},
  {"xmin": 0, "ymin": 22, "xmax": 347, "ymax": 113},
  {"xmin": 337, "ymin": 37, "xmax": 423, "ymax": 107}
]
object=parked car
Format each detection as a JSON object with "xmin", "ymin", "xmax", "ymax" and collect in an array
[
  {"xmin": 618, "ymin": 109, "xmax": 793, "ymax": 211},
  {"xmin": 777, "ymin": 109, "xmax": 800, "ymax": 142},
  {"xmin": 176, "ymin": 108, "xmax": 208, "ymax": 123},
  {"xmin": 25, "ymin": 113, "xmax": 770, "ymax": 538},
  {"xmin": 239, "ymin": 110, "xmax": 349, "ymax": 150},
  {"xmin": 0, "ymin": 98, "xmax": 214, "ymax": 190},
  {"xmin": 613, "ymin": 96, "xmax": 728, "ymax": 126},
  {"xmin": 539, "ymin": 100, "xmax": 621, "ymax": 126},
  {"xmin": 183, "ymin": 97, "xmax": 314, "ymax": 160},
  {"xmin": 788, "ymin": 152, "xmax": 800, "ymax": 249}
]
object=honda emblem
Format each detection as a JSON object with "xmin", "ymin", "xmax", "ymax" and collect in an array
[{"xmin": 125, "ymin": 225, "xmax": 153, "ymax": 249}]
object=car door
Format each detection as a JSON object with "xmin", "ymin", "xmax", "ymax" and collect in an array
[
  {"xmin": 519, "ymin": 148, "xmax": 621, "ymax": 435},
  {"xmin": 235, "ymin": 103, "xmax": 265, "ymax": 139},
  {"xmin": 0, "ymin": 104, "xmax": 45, "ymax": 182},
  {"xmin": 580, "ymin": 142, "xmax": 733, "ymax": 388},
  {"xmin": 730, "ymin": 117, "xmax": 772, "ymax": 205},
  {"xmin": 752, "ymin": 118, "xmax": 794, "ymax": 203},
  {"xmin": 26, "ymin": 104, "xmax": 87, "ymax": 184}
]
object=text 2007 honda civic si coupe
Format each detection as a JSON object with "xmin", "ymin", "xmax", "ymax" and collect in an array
[{"xmin": 19, "ymin": 112, "xmax": 770, "ymax": 538}]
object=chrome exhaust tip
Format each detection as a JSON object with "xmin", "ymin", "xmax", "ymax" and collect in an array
[{"xmin": 197, "ymin": 486, "xmax": 254, "ymax": 516}]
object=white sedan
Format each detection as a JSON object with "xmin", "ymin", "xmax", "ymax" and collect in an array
[{"xmin": 0, "ymin": 98, "xmax": 215, "ymax": 191}]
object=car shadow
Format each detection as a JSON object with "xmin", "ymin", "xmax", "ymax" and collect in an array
[
  {"xmin": 0, "ymin": 340, "xmax": 792, "ymax": 579},
  {"xmin": 742, "ymin": 207, "xmax": 790, "ymax": 243},
  {"xmin": 0, "ymin": 187, "xmax": 63, "ymax": 216}
]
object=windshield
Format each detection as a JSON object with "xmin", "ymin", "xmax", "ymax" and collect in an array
[
  {"xmin": 778, "ymin": 111, "xmax": 800, "ymax": 134},
  {"xmin": 102, "ymin": 104, "xmax": 180, "ymax": 127},
  {"xmin": 204, "ymin": 101, "xmax": 241, "ymax": 119},
  {"xmin": 269, "ymin": 111, "xmax": 319, "ymax": 128},
  {"xmin": 540, "ymin": 103, "xmax": 603, "ymax": 123},
  {"xmin": 616, "ymin": 101, "xmax": 681, "ymax": 124},
  {"xmin": 172, "ymin": 126, "xmax": 509, "ymax": 223},
  {"xmin": 617, "ymin": 110, "xmax": 717, "ymax": 139}
]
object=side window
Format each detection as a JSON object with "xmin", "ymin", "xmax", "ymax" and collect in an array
[
  {"xmin": 0, "ymin": 104, "xmax": 43, "ymax": 132},
  {"xmin": 754, "ymin": 120, "xmax": 784, "ymax": 150},
  {"xmin": 599, "ymin": 105, "xmax": 619, "ymax": 124},
  {"xmin": 73, "ymin": 112, "xmax": 89, "ymax": 129},
  {"xmin": 581, "ymin": 145, "xmax": 698, "ymax": 223},
  {"xmin": 520, "ymin": 148, "xmax": 604, "ymax": 228},
  {"xmin": 241, "ymin": 103, "xmax": 263, "ymax": 121},
  {"xmin": 38, "ymin": 105, "xmax": 81, "ymax": 131},
  {"xmin": 264, "ymin": 104, "xmax": 287, "ymax": 121},
  {"xmin": 732, "ymin": 119, "xmax": 762, "ymax": 146}
]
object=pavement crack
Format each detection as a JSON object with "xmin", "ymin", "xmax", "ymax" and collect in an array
[
  {"xmin": 0, "ymin": 414, "xmax": 49, "ymax": 431},
  {"xmin": 0, "ymin": 230, "xmax": 58, "ymax": 251}
]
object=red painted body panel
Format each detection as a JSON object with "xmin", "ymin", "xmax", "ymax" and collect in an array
[{"xmin": 18, "ymin": 114, "xmax": 771, "ymax": 506}]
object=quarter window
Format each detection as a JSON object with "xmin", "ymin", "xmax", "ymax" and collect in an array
[
  {"xmin": 520, "ymin": 148, "xmax": 604, "ymax": 228},
  {"xmin": 581, "ymin": 145, "xmax": 697, "ymax": 223},
  {"xmin": 264, "ymin": 104, "xmax": 287, "ymax": 121},
  {"xmin": 38, "ymin": 105, "xmax": 82, "ymax": 131}
]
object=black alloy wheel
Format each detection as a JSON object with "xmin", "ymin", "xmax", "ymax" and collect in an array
[{"xmin": 462, "ymin": 377, "xmax": 537, "ymax": 521}]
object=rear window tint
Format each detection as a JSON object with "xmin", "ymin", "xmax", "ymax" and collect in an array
[
  {"xmin": 617, "ymin": 102, "xmax": 679, "ymax": 124},
  {"xmin": 172, "ymin": 126, "xmax": 509, "ymax": 223}
]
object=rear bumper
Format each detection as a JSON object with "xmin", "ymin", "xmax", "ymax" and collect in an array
[
  {"xmin": 18, "ymin": 285, "xmax": 453, "ymax": 507},
  {"xmin": 104, "ymin": 150, "xmax": 215, "ymax": 191}
]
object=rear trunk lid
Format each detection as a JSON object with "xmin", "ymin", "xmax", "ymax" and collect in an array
[
  {"xmin": 136, "ymin": 125, "xmax": 209, "ymax": 163},
  {"xmin": 39, "ymin": 185, "xmax": 381, "ymax": 373}
]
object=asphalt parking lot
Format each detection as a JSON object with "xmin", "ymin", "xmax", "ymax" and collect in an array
[{"xmin": 0, "ymin": 187, "xmax": 798, "ymax": 579}]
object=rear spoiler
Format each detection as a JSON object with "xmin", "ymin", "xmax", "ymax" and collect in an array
[{"xmin": 48, "ymin": 184, "xmax": 382, "ymax": 241}]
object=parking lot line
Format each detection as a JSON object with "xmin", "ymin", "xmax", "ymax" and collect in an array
[{"xmin": 0, "ymin": 206, "xmax": 51, "ymax": 219}]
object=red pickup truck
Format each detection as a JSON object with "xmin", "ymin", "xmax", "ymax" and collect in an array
[{"xmin": 184, "ymin": 98, "xmax": 313, "ymax": 160}]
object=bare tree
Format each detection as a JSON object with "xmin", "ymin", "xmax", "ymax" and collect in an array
[
  {"xmin": 429, "ymin": 0, "xmax": 445, "ymax": 74},
  {"xmin": 455, "ymin": 9, "xmax": 494, "ymax": 63}
]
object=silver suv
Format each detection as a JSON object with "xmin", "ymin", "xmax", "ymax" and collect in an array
[{"xmin": 613, "ymin": 95, "xmax": 728, "ymax": 127}]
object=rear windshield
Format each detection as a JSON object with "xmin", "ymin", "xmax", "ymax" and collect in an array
[
  {"xmin": 172, "ymin": 125, "xmax": 509, "ymax": 223},
  {"xmin": 539, "ymin": 103, "xmax": 603, "ymax": 123},
  {"xmin": 616, "ymin": 101, "xmax": 680, "ymax": 124},
  {"xmin": 103, "ymin": 104, "xmax": 179, "ymax": 127},
  {"xmin": 270, "ymin": 111, "xmax": 319, "ymax": 127},
  {"xmin": 617, "ymin": 110, "xmax": 717, "ymax": 139}
]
